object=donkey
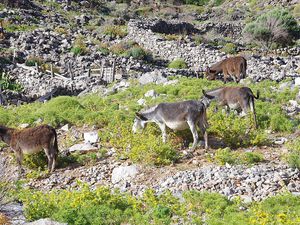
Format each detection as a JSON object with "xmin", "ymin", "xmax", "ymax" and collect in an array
[
  {"xmin": 202, "ymin": 86, "xmax": 259, "ymax": 128},
  {"xmin": 206, "ymin": 56, "xmax": 247, "ymax": 83},
  {"xmin": 132, "ymin": 96, "xmax": 212, "ymax": 150},
  {"xmin": 0, "ymin": 124, "xmax": 58, "ymax": 177}
]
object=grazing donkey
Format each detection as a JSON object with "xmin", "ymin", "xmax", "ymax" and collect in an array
[
  {"xmin": 202, "ymin": 86, "xmax": 259, "ymax": 128},
  {"xmin": 206, "ymin": 56, "xmax": 247, "ymax": 83},
  {"xmin": 0, "ymin": 125, "xmax": 58, "ymax": 177},
  {"xmin": 132, "ymin": 96, "xmax": 212, "ymax": 150}
]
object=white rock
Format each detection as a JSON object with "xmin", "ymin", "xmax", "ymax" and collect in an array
[
  {"xmin": 289, "ymin": 100, "xmax": 298, "ymax": 107},
  {"xmin": 19, "ymin": 123, "xmax": 30, "ymax": 129},
  {"xmin": 69, "ymin": 143, "xmax": 98, "ymax": 152},
  {"xmin": 111, "ymin": 165, "xmax": 138, "ymax": 184},
  {"xmin": 25, "ymin": 218, "xmax": 67, "ymax": 225},
  {"xmin": 137, "ymin": 98, "xmax": 146, "ymax": 105},
  {"xmin": 84, "ymin": 131, "xmax": 99, "ymax": 144},
  {"xmin": 163, "ymin": 79, "xmax": 179, "ymax": 86},
  {"xmin": 144, "ymin": 90, "xmax": 158, "ymax": 98},
  {"xmin": 295, "ymin": 77, "xmax": 300, "ymax": 86},
  {"xmin": 60, "ymin": 124, "xmax": 70, "ymax": 132}
]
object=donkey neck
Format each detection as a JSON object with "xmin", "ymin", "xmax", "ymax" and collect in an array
[
  {"xmin": 206, "ymin": 88, "xmax": 223, "ymax": 98},
  {"xmin": 140, "ymin": 105, "xmax": 159, "ymax": 121}
]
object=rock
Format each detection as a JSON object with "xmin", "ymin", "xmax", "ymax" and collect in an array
[
  {"xmin": 295, "ymin": 77, "xmax": 300, "ymax": 86},
  {"xmin": 137, "ymin": 98, "xmax": 146, "ymax": 105},
  {"xmin": 69, "ymin": 143, "xmax": 98, "ymax": 152},
  {"xmin": 138, "ymin": 70, "xmax": 168, "ymax": 85},
  {"xmin": 144, "ymin": 90, "xmax": 158, "ymax": 98},
  {"xmin": 25, "ymin": 218, "xmax": 67, "ymax": 225},
  {"xmin": 163, "ymin": 79, "xmax": 179, "ymax": 86},
  {"xmin": 111, "ymin": 165, "xmax": 138, "ymax": 184},
  {"xmin": 84, "ymin": 131, "xmax": 99, "ymax": 144},
  {"xmin": 274, "ymin": 137, "xmax": 288, "ymax": 145},
  {"xmin": 19, "ymin": 123, "xmax": 30, "ymax": 129},
  {"xmin": 60, "ymin": 124, "xmax": 70, "ymax": 132}
]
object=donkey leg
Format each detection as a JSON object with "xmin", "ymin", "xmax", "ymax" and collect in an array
[
  {"xmin": 187, "ymin": 120, "xmax": 199, "ymax": 150},
  {"xmin": 15, "ymin": 149, "xmax": 24, "ymax": 178},
  {"xmin": 198, "ymin": 122, "xmax": 208, "ymax": 150},
  {"xmin": 44, "ymin": 147, "xmax": 54, "ymax": 172},
  {"xmin": 158, "ymin": 122, "xmax": 167, "ymax": 143}
]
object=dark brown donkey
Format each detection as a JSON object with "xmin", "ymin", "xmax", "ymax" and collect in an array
[
  {"xmin": 0, "ymin": 125, "xmax": 58, "ymax": 176},
  {"xmin": 202, "ymin": 87, "xmax": 259, "ymax": 128},
  {"xmin": 206, "ymin": 56, "xmax": 247, "ymax": 83}
]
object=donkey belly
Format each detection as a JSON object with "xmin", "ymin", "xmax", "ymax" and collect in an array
[
  {"xmin": 20, "ymin": 144, "xmax": 42, "ymax": 154},
  {"xmin": 165, "ymin": 121, "xmax": 189, "ymax": 130}
]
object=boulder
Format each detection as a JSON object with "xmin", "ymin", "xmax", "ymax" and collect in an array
[
  {"xmin": 139, "ymin": 70, "xmax": 168, "ymax": 85},
  {"xmin": 84, "ymin": 131, "xmax": 99, "ymax": 144},
  {"xmin": 111, "ymin": 165, "xmax": 138, "ymax": 184},
  {"xmin": 25, "ymin": 218, "xmax": 67, "ymax": 225},
  {"xmin": 69, "ymin": 143, "xmax": 98, "ymax": 152}
]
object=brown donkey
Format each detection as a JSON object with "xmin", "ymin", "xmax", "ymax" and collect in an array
[
  {"xmin": 206, "ymin": 56, "xmax": 247, "ymax": 83},
  {"xmin": 202, "ymin": 87, "xmax": 259, "ymax": 128},
  {"xmin": 0, "ymin": 125, "xmax": 58, "ymax": 176}
]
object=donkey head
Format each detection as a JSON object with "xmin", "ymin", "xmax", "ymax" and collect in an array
[
  {"xmin": 0, "ymin": 126, "xmax": 8, "ymax": 143},
  {"xmin": 132, "ymin": 113, "xmax": 148, "ymax": 133},
  {"xmin": 201, "ymin": 90, "xmax": 215, "ymax": 108},
  {"xmin": 205, "ymin": 67, "xmax": 217, "ymax": 80}
]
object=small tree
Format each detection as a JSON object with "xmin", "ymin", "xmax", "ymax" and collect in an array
[{"xmin": 243, "ymin": 8, "xmax": 300, "ymax": 49}]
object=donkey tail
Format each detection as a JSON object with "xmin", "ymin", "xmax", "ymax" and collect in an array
[
  {"xmin": 52, "ymin": 128, "xmax": 59, "ymax": 158},
  {"xmin": 253, "ymin": 90, "xmax": 259, "ymax": 99}
]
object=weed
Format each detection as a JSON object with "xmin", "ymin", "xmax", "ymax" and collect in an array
[{"xmin": 168, "ymin": 58, "xmax": 188, "ymax": 69}]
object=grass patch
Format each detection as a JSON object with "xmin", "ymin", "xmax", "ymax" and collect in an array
[
  {"xmin": 16, "ymin": 186, "xmax": 300, "ymax": 225},
  {"xmin": 103, "ymin": 25, "xmax": 127, "ymax": 39},
  {"xmin": 213, "ymin": 147, "xmax": 264, "ymax": 165},
  {"xmin": 168, "ymin": 58, "xmax": 188, "ymax": 69}
]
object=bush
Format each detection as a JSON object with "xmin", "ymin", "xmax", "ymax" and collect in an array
[
  {"xmin": 97, "ymin": 42, "xmax": 110, "ymax": 56},
  {"xmin": 103, "ymin": 25, "xmax": 127, "ymax": 39},
  {"xmin": 0, "ymin": 72, "xmax": 23, "ymax": 92},
  {"xmin": 221, "ymin": 43, "xmax": 237, "ymax": 54},
  {"xmin": 285, "ymin": 139, "xmax": 300, "ymax": 168},
  {"xmin": 25, "ymin": 56, "xmax": 43, "ymax": 67},
  {"xmin": 168, "ymin": 58, "xmax": 188, "ymax": 69},
  {"xmin": 71, "ymin": 36, "xmax": 87, "ymax": 56},
  {"xmin": 213, "ymin": 148, "xmax": 264, "ymax": 165},
  {"xmin": 18, "ymin": 186, "xmax": 300, "ymax": 225},
  {"xmin": 243, "ymin": 8, "xmax": 300, "ymax": 49},
  {"xmin": 110, "ymin": 41, "xmax": 151, "ymax": 60}
]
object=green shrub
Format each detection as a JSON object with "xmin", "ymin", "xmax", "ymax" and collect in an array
[
  {"xmin": 0, "ymin": 72, "xmax": 23, "ymax": 92},
  {"xmin": 71, "ymin": 36, "xmax": 87, "ymax": 56},
  {"xmin": 126, "ymin": 46, "xmax": 150, "ymax": 60},
  {"xmin": 184, "ymin": 0, "xmax": 210, "ymax": 6},
  {"xmin": 243, "ymin": 8, "xmax": 300, "ymax": 49},
  {"xmin": 168, "ymin": 58, "xmax": 188, "ymax": 69},
  {"xmin": 25, "ymin": 56, "xmax": 44, "ymax": 67},
  {"xmin": 285, "ymin": 139, "xmax": 300, "ymax": 168},
  {"xmin": 103, "ymin": 25, "xmax": 127, "ymax": 39},
  {"xmin": 214, "ymin": 147, "xmax": 238, "ymax": 165},
  {"xmin": 97, "ymin": 42, "xmax": 110, "ymax": 56},
  {"xmin": 221, "ymin": 43, "xmax": 237, "ymax": 54},
  {"xmin": 110, "ymin": 41, "xmax": 151, "ymax": 60},
  {"xmin": 213, "ymin": 148, "xmax": 264, "ymax": 165},
  {"xmin": 293, "ymin": 3, "xmax": 300, "ymax": 19},
  {"xmin": 17, "ymin": 186, "xmax": 300, "ymax": 225}
]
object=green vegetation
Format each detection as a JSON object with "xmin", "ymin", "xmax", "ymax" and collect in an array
[
  {"xmin": 97, "ymin": 42, "xmax": 110, "ymax": 56},
  {"xmin": 285, "ymin": 138, "xmax": 300, "ymax": 169},
  {"xmin": 168, "ymin": 58, "xmax": 188, "ymax": 69},
  {"xmin": 25, "ymin": 56, "xmax": 44, "ymax": 67},
  {"xmin": 243, "ymin": 8, "xmax": 300, "ymax": 49},
  {"xmin": 103, "ymin": 25, "xmax": 128, "ymax": 39},
  {"xmin": 0, "ymin": 72, "xmax": 23, "ymax": 92},
  {"xmin": 110, "ymin": 41, "xmax": 151, "ymax": 60},
  {"xmin": 221, "ymin": 43, "xmax": 237, "ymax": 54},
  {"xmin": 213, "ymin": 147, "xmax": 264, "ymax": 165},
  {"xmin": 17, "ymin": 186, "xmax": 300, "ymax": 225},
  {"xmin": 0, "ymin": 78, "xmax": 298, "ymax": 165},
  {"xmin": 71, "ymin": 36, "xmax": 88, "ymax": 56}
]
